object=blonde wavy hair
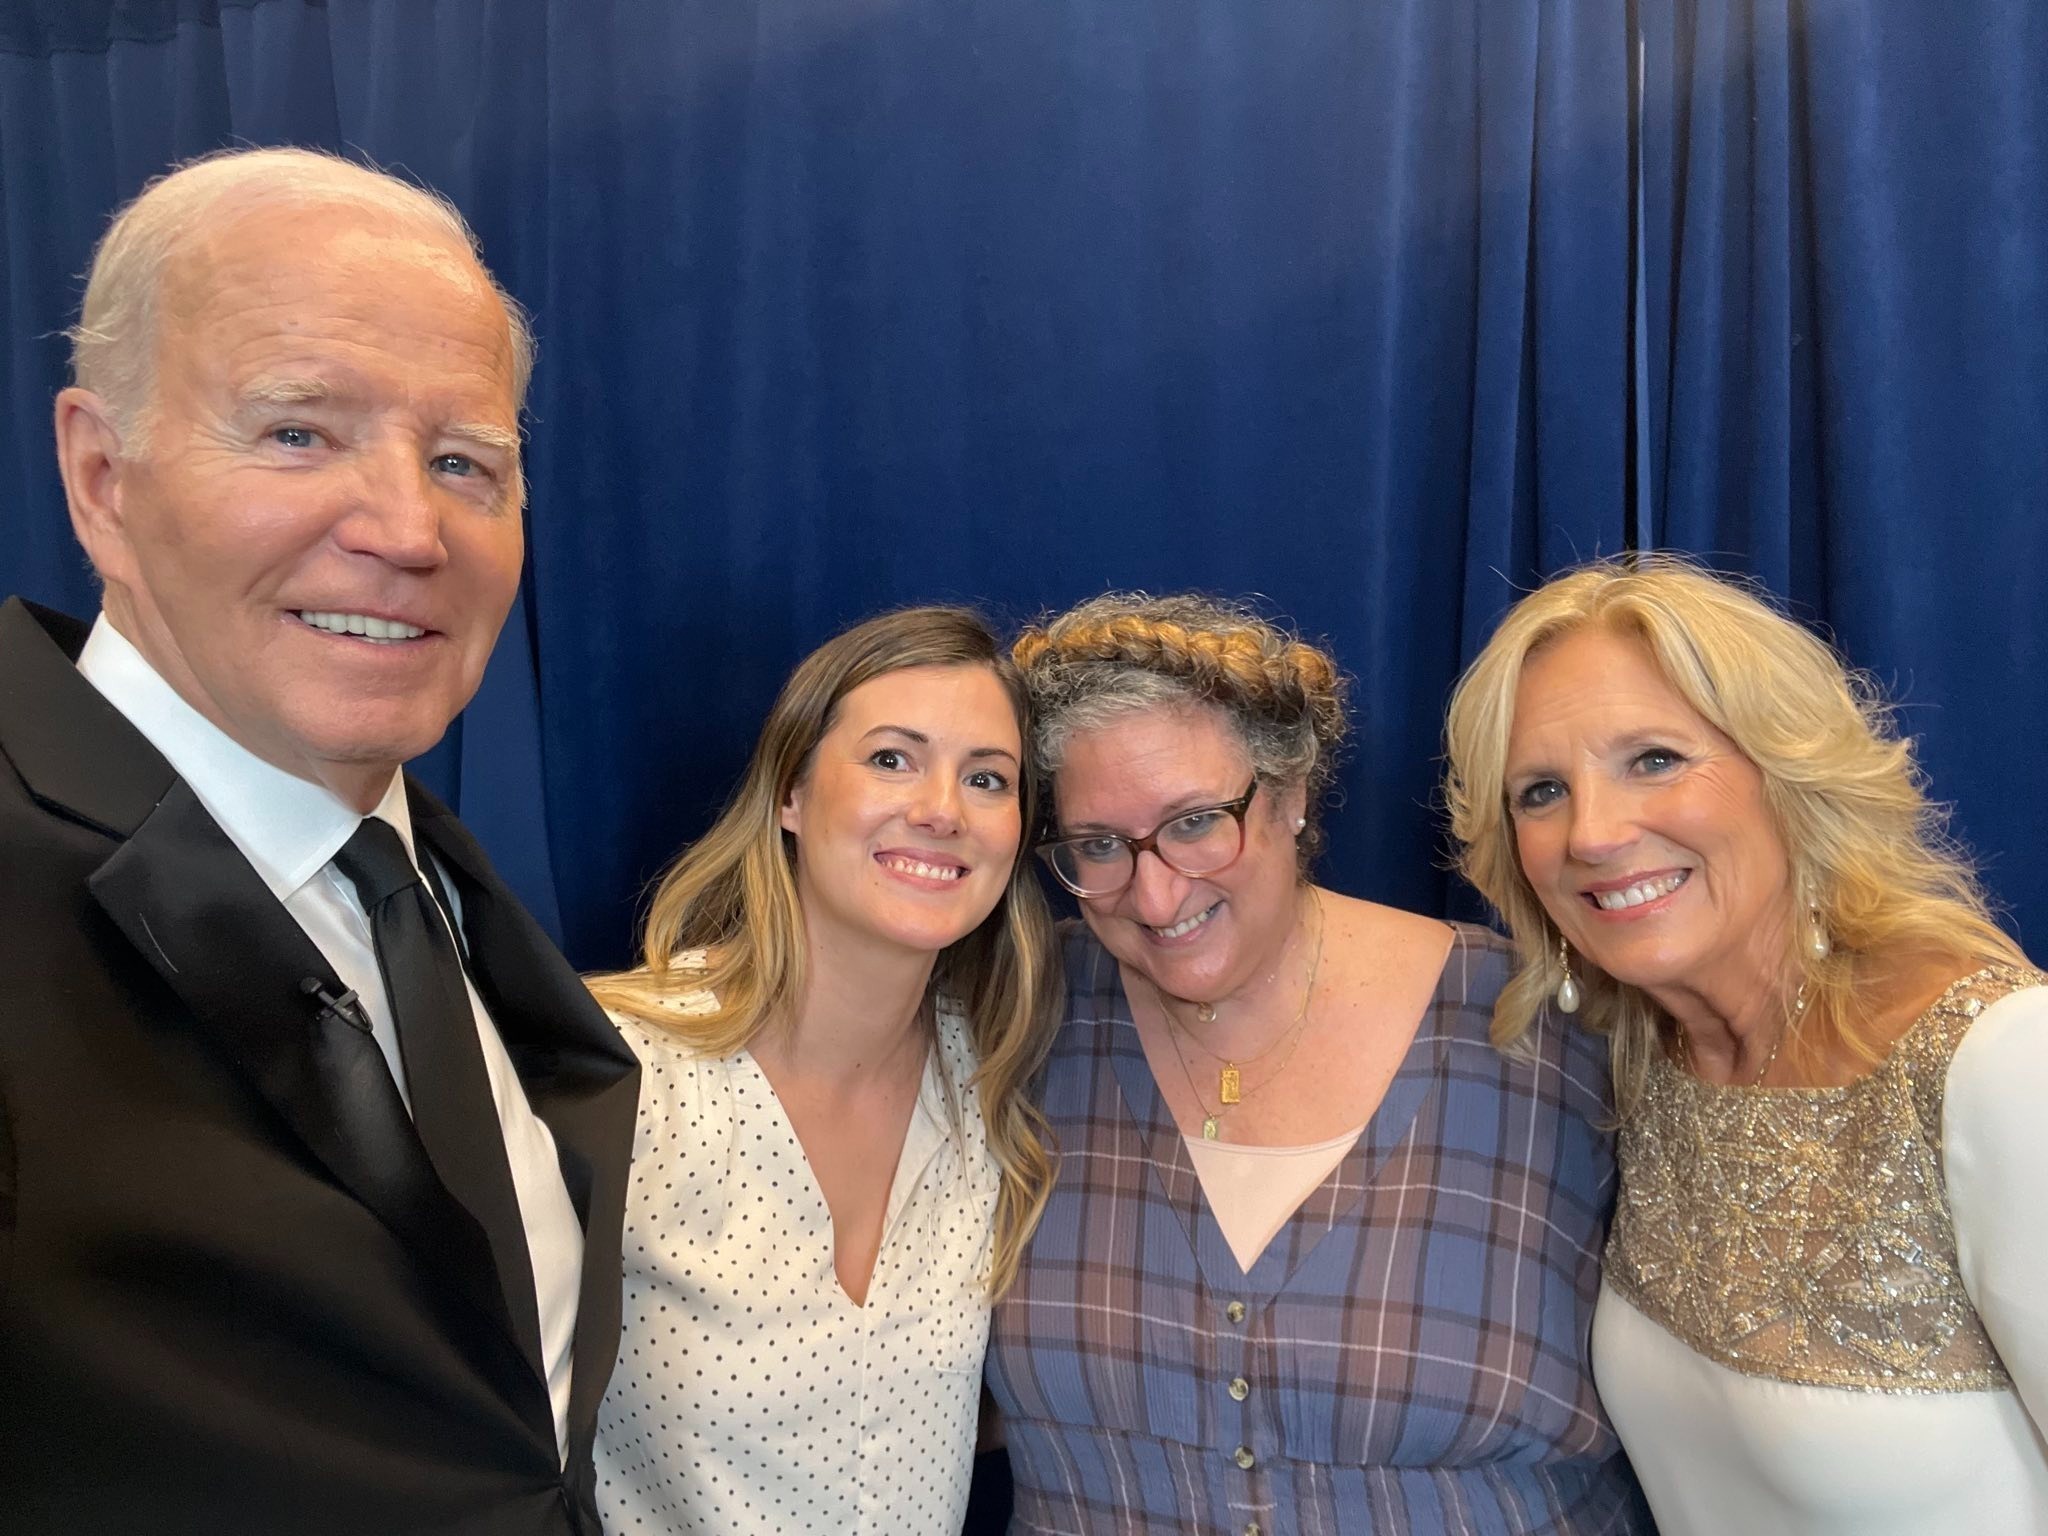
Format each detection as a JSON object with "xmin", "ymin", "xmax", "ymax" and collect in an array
[
  {"xmin": 589, "ymin": 606, "xmax": 1060, "ymax": 1294},
  {"xmin": 1443, "ymin": 555, "xmax": 2025, "ymax": 1113},
  {"xmin": 1012, "ymin": 592, "xmax": 1347, "ymax": 866}
]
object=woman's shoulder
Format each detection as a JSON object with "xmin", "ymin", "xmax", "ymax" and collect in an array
[
  {"xmin": 602, "ymin": 999, "xmax": 747, "ymax": 1132},
  {"xmin": 606, "ymin": 996, "xmax": 723, "ymax": 1056},
  {"xmin": 1376, "ymin": 909, "xmax": 1523, "ymax": 1028},
  {"xmin": 1883, "ymin": 955, "xmax": 2042, "ymax": 1076},
  {"xmin": 1438, "ymin": 918, "xmax": 1519, "ymax": 999},
  {"xmin": 1424, "ymin": 917, "xmax": 1613, "ymax": 1113},
  {"xmin": 598, "ymin": 951, "xmax": 726, "ymax": 1053},
  {"xmin": 1054, "ymin": 918, "xmax": 1123, "ymax": 1017},
  {"xmin": 1317, "ymin": 889, "xmax": 1513, "ymax": 981},
  {"xmin": 931, "ymin": 992, "xmax": 984, "ymax": 1093},
  {"xmin": 613, "ymin": 1014, "xmax": 721, "ymax": 1063},
  {"xmin": 1055, "ymin": 914, "xmax": 1106, "ymax": 956},
  {"xmin": 1934, "ymin": 967, "xmax": 2048, "ymax": 1109},
  {"xmin": 1934, "ymin": 973, "xmax": 2048, "ymax": 1379},
  {"xmin": 1317, "ymin": 891, "xmax": 1510, "ymax": 1023}
]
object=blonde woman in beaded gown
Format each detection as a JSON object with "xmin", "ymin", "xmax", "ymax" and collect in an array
[{"xmin": 1445, "ymin": 557, "xmax": 2048, "ymax": 1535}]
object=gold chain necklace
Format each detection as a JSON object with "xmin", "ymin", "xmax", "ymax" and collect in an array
[
  {"xmin": 1158, "ymin": 891, "xmax": 1324, "ymax": 1139},
  {"xmin": 1675, "ymin": 978, "xmax": 1809, "ymax": 1086}
]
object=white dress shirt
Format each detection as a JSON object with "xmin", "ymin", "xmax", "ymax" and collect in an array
[
  {"xmin": 77, "ymin": 614, "xmax": 584, "ymax": 1460},
  {"xmin": 1594, "ymin": 984, "xmax": 2048, "ymax": 1534},
  {"xmin": 595, "ymin": 994, "xmax": 1000, "ymax": 1535}
]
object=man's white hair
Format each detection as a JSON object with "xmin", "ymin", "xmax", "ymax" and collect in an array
[{"xmin": 67, "ymin": 145, "xmax": 537, "ymax": 451}]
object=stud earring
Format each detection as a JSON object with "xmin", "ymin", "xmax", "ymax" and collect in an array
[
  {"xmin": 1294, "ymin": 817, "xmax": 1307, "ymax": 834},
  {"xmin": 1806, "ymin": 902, "xmax": 1831, "ymax": 962},
  {"xmin": 1554, "ymin": 933, "xmax": 1582, "ymax": 1014}
]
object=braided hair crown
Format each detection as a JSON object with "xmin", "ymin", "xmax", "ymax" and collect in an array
[{"xmin": 1013, "ymin": 592, "xmax": 1348, "ymax": 866}]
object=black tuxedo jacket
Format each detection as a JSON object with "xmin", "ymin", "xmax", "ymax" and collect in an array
[{"xmin": 0, "ymin": 597, "xmax": 640, "ymax": 1535}]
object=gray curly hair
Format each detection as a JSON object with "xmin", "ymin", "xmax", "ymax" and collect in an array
[{"xmin": 1012, "ymin": 591, "xmax": 1348, "ymax": 867}]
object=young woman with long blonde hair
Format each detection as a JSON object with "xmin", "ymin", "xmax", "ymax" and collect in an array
[{"xmin": 590, "ymin": 606, "xmax": 1059, "ymax": 1535}]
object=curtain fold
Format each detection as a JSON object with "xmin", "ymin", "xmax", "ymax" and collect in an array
[
  {"xmin": 4, "ymin": 0, "xmax": 2036, "ymax": 962},
  {"xmin": 515, "ymin": 0, "xmax": 1632, "ymax": 960},
  {"xmin": 1640, "ymin": 0, "xmax": 2048, "ymax": 944}
]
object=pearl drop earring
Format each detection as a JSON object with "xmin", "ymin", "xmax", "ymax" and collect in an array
[
  {"xmin": 1554, "ymin": 934, "xmax": 1582, "ymax": 1014},
  {"xmin": 1806, "ymin": 902, "xmax": 1831, "ymax": 961}
]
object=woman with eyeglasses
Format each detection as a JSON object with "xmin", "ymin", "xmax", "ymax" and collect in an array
[{"xmin": 983, "ymin": 593, "xmax": 1649, "ymax": 1535}]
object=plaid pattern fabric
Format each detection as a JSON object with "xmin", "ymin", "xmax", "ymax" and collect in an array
[{"xmin": 987, "ymin": 923, "xmax": 1651, "ymax": 1536}]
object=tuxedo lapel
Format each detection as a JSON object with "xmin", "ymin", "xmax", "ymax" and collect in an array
[
  {"xmin": 0, "ymin": 600, "xmax": 547, "ymax": 1423},
  {"xmin": 412, "ymin": 792, "xmax": 640, "ymax": 1453},
  {"xmin": 0, "ymin": 600, "xmax": 167, "ymax": 834},
  {"xmin": 87, "ymin": 782, "xmax": 544, "ymax": 1368}
]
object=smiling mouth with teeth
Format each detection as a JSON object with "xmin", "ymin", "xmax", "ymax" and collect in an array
[
  {"xmin": 878, "ymin": 854, "xmax": 967, "ymax": 882},
  {"xmin": 296, "ymin": 610, "xmax": 427, "ymax": 644},
  {"xmin": 1149, "ymin": 902, "xmax": 1220, "ymax": 940},
  {"xmin": 1588, "ymin": 871, "xmax": 1690, "ymax": 911}
]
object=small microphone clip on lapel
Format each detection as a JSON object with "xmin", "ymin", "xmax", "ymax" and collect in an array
[{"xmin": 299, "ymin": 976, "xmax": 373, "ymax": 1034}]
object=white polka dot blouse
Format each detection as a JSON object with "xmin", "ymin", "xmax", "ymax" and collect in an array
[{"xmin": 594, "ymin": 995, "xmax": 1000, "ymax": 1535}]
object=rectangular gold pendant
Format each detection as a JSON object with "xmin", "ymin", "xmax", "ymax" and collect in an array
[
  {"xmin": 1218, "ymin": 1065, "xmax": 1242, "ymax": 1104},
  {"xmin": 1202, "ymin": 1116, "xmax": 1220, "ymax": 1139}
]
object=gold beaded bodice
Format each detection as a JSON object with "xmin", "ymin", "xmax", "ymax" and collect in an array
[{"xmin": 1605, "ymin": 963, "xmax": 2044, "ymax": 1394}]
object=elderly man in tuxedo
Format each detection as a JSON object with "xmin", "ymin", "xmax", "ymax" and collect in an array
[{"xmin": 0, "ymin": 147, "xmax": 637, "ymax": 1534}]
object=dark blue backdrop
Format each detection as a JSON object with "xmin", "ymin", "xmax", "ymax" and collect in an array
[{"xmin": 3, "ymin": 0, "xmax": 2041, "ymax": 968}]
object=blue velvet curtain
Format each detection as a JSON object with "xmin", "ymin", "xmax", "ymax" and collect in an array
[
  {"xmin": 1, "ymin": 0, "xmax": 2038, "ymax": 966},
  {"xmin": 1638, "ymin": 0, "xmax": 2048, "ymax": 949}
]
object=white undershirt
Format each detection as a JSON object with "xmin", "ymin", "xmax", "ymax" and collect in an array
[
  {"xmin": 1184, "ymin": 1121, "xmax": 1367, "ymax": 1272},
  {"xmin": 78, "ymin": 614, "xmax": 583, "ymax": 1461}
]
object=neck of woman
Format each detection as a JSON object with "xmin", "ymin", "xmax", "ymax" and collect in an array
[
  {"xmin": 1648, "ymin": 913, "xmax": 1802, "ymax": 1082},
  {"xmin": 764, "ymin": 932, "xmax": 937, "ymax": 1082},
  {"xmin": 1667, "ymin": 943, "xmax": 1975, "ymax": 1086},
  {"xmin": 1662, "ymin": 988, "xmax": 1792, "ymax": 1082},
  {"xmin": 1159, "ymin": 885, "xmax": 1320, "ymax": 1055}
]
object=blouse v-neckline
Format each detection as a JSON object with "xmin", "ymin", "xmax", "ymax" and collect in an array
[
  {"xmin": 1097, "ymin": 930, "xmax": 1462, "ymax": 1298},
  {"xmin": 736, "ymin": 1041, "xmax": 950, "ymax": 1309}
]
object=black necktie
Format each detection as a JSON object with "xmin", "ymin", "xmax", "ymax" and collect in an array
[{"xmin": 334, "ymin": 817, "xmax": 544, "ymax": 1370}]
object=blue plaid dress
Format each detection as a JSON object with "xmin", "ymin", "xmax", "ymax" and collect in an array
[{"xmin": 986, "ymin": 923, "xmax": 1650, "ymax": 1535}]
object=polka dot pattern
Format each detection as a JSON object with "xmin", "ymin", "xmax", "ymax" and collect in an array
[{"xmin": 594, "ymin": 999, "xmax": 999, "ymax": 1534}]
